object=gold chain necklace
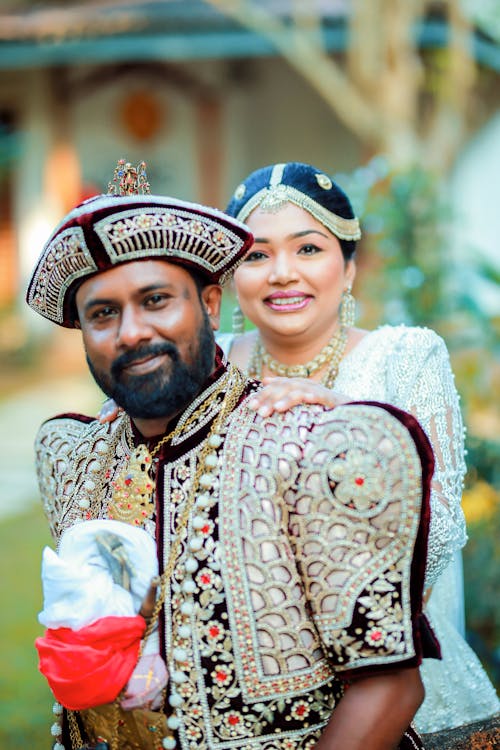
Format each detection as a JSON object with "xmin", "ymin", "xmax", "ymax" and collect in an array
[
  {"xmin": 247, "ymin": 327, "xmax": 348, "ymax": 387},
  {"xmin": 108, "ymin": 369, "xmax": 232, "ymax": 526},
  {"xmin": 68, "ymin": 365, "xmax": 246, "ymax": 750}
]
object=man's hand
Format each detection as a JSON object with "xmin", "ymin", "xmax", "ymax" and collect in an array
[{"xmin": 315, "ymin": 668, "xmax": 424, "ymax": 750}]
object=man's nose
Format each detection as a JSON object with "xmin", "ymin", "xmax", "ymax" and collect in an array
[
  {"xmin": 116, "ymin": 306, "xmax": 153, "ymax": 349},
  {"xmin": 268, "ymin": 251, "xmax": 299, "ymax": 285}
]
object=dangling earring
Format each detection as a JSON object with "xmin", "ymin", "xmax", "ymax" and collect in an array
[
  {"xmin": 232, "ymin": 303, "xmax": 245, "ymax": 335},
  {"xmin": 340, "ymin": 285, "xmax": 356, "ymax": 328}
]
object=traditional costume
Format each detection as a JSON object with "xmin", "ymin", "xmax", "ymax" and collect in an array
[{"xmin": 29, "ymin": 161, "xmax": 438, "ymax": 750}]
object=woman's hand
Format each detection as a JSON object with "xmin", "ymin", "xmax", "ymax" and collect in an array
[
  {"xmin": 247, "ymin": 377, "xmax": 351, "ymax": 418},
  {"xmin": 98, "ymin": 398, "xmax": 122, "ymax": 423}
]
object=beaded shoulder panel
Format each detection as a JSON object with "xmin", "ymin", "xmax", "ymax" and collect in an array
[
  {"xmin": 35, "ymin": 413, "xmax": 131, "ymax": 542},
  {"xmin": 220, "ymin": 401, "xmax": 424, "ymax": 678},
  {"xmin": 335, "ymin": 324, "xmax": 467, "ymax": 586}
]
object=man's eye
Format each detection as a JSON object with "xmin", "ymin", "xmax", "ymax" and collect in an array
[
  {"xmin": 298, "ymin": 244, "xmax": 322, "ymax": 256},
  {"xmin": 145, "ymin": 293, "xmax": 169, "ymax": 306},
  {"xmin": 91, "ymin": 306, "xmax": 116, "ymax": 319},
  {"xmin": 244, "ymin": 250, "xmax": 268, "ymax": 262}
]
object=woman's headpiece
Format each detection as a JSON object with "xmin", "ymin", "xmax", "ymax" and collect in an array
[
  {"xmin": 226, "ymin": 162, "xmax": 361, "ymax": 242},
  {"xmin": 26, "ymin": 160, "xmax": 254, "ymax": 328}
]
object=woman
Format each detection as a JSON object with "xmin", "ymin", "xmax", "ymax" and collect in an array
[
  {"xmin": 220, "ymin": 162, "xmax": 499, "ymax": 733},
  {"xmin": 100, "ymin": 162, "xmax": 499, "ymax": 733}
]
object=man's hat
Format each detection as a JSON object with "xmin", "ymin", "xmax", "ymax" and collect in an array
[
  {"xmin": 26, "ymin": 160, "xmax": 254, "ymax": 328},
  {"xmin": 226, "ymin": 162, "xmax": 361, "ymax": 243}
]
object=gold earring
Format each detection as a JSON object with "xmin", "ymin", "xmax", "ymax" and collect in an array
[
  {"xmin": 340, "ymin": 285, "xmax": 356, "ymax": 328},
  {"xmin": 232, "ymin": 303, "xmax": 245, "ymax": 335}
]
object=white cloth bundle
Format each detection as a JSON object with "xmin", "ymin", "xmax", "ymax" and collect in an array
[{"xmin": 38, "ymin": 519, "xmax": 158, "ymax": 630}]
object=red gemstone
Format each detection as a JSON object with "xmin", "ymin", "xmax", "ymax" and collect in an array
[{"xmin": 355, "ymin": 477, "xmax": 364, "ymax": 485}]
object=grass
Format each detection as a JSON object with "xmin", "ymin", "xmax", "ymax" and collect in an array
[{"xmin": 0, "ymin": 505, "xmax": 54, "ymax": 748}]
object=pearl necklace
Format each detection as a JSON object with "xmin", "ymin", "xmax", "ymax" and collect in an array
[{"xmin": 247, "ymin": 327, "xmax": 348, "ymax": 388}]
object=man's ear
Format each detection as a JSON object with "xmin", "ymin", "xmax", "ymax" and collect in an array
[{"xmin": 201, "ymin": 284, "xmax": 223, "ymax": 330}]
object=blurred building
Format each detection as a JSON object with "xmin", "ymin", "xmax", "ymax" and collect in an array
[{"xmin": 0, "ymin": 0, "xmax": 499, "ymax": 341}]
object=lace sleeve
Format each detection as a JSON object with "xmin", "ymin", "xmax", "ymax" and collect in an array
[{"xmin": 389, "ymin": 330, "xmax": 467, "ymax": 586}]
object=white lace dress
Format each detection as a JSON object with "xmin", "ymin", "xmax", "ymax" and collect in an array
[{"xmin": 218, "ymin": 324, "xmax": 500, "ymax": 733}]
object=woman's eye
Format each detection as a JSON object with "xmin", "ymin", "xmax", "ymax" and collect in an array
[
  {"xmin": 243, "ymin": 250, "xmax": 268, "ymax": 262},
  {"xmin": 298, "ymin": 244, "xmax": 322, "ymax": 256}
]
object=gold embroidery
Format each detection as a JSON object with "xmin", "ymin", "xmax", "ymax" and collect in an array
[
  {"xmin": 94, "ymin": 206, "xmax": 245, "ymax": 285},
  {"xmin": 27, "ymin": 227, "xmax": 98, "ymax": 325}
]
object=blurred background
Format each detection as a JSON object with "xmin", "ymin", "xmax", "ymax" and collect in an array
[{"xmin": 0, "ymin": 0, "xmax": 499, "ymax": 746}]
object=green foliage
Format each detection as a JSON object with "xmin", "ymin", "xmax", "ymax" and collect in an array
[
  {"xmin": 0, "ymin": 506, "xmax": 54, "ymax": 746},
  {"xmin": 463, "ymin": 502, "xmax": 500, "ymax": 687},
  {"xmin": 337, "ymin": 157, "xmax": 499, "ymax": 417}
]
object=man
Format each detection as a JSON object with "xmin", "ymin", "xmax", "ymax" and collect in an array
[{"xmin": 28, "ymin": 161, "xmax": 438, "ymax": 750}]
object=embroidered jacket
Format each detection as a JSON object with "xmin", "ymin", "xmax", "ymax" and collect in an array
[{"xmin": 35, "ymin": 363, "xmax": 437, "ymax": 750}]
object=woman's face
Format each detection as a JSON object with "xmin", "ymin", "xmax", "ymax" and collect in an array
[{"xmin": 233, "ymin": 202, "xmax": 355, "ymax": 344}]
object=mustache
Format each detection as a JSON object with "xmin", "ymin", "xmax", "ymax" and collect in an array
[{"xmin": 111, "ymin": 342, "xmax": 179, "ymax": 377}]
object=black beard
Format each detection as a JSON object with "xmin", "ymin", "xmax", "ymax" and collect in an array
[{"xmin": 87, "ymin": 311, "xmax": 215, "ymax": 420}]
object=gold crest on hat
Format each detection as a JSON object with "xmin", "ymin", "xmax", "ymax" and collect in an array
[{"xmin": 107, "ymin": 159, "xmax": 150, "ymax": 196}]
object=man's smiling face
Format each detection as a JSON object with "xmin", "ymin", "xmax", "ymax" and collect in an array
[{"xmin": 75, "ymin": 259, "xmax": 222, "ymax": 424}]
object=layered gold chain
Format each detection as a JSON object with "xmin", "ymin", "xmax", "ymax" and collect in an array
[
  {"xmin": 247, "ymin": 327, "xmax": 348, "ymax": 387},
  {"xmin": 108, "ymin": 368, "xmax": 235, "ymax": 526}
]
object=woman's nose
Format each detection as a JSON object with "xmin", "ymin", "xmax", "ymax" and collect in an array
[{"xmin": 267, "ymin": 251, "xmax": 299, "ymax": 285}]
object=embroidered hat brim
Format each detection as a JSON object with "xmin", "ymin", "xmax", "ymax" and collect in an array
[{"xmin": 26, "ymin": 193, "xmax": 254, "ymax": 328}]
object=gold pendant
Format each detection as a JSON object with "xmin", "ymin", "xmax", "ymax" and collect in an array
[{"xmin": 108, "ymin": 444, "xmax": 155, "ymax": 526}]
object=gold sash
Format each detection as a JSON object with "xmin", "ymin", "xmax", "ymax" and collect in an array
[{"xmin": 79, "ymin": 703, "xmax": 168, "ymax": 750}]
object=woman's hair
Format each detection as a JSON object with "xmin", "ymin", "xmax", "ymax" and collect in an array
[{"xmin": 226, "ymin": 162, "xmax": 360, "ymax": 261}]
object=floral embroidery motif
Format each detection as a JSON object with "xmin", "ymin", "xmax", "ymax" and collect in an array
[{"xmin": 327, "ymin": 447, "xmax": 386, "ymax": 514}]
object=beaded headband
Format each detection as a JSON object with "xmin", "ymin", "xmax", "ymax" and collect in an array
[
  {"xmin": 228, "ymin": 162, "xmax": 361, "ymax": 242},
  {"xmin": 26, "ymin": 160, "xmax": 254, "ymax": 328}
]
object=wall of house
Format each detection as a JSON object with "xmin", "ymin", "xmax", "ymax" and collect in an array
[
  {"xmin": 221, "ymin": 56, "xmax": 362, "ymax": 205},
  {"xmin": 0, "ymin": 56, "xmax": 363, "ymax": 331}
]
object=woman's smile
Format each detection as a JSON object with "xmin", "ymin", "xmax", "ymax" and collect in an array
[{"xmin": 264, "ymin": 290, "xmax": 313, "ymax": 312}]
